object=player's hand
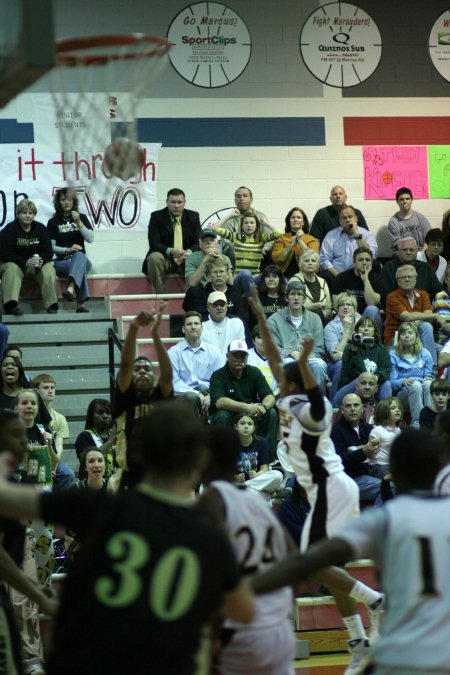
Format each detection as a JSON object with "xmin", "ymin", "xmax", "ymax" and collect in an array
[
  {"xmin": 37, "ymin": 587, "xmax": 59, "ymax": 616},
  {"xmin": 299, "ymin": 336, "xmax": 315, "ymax": 363},
  {"xmin": 132, "ymin": 310, "xmax": 158, "ymax": 329},
  {"xmin": 150, "ymin": 301, "xmax": 167, "ymax": 335}
]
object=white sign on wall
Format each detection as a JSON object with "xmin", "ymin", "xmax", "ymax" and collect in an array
[
  {"xmin": 0, "ymin": 143, "xmax": 160, "ymax": 231},
  {"xmin": 299, "ymin": 2, "xmax": 382, "ymax": 88},
  {"xmin": 428, "ymin": 9, "xmax": 450, "ymax": 83},
  {"xmin": 167, "ymin": 2, "xmax": 251, "ymax": 88}
]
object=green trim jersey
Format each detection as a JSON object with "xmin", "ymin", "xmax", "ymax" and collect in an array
[
  {"xmin": 336, "ymin": 493, "xmax": 450, "ymax": 671},
  {"xmin": 40, "ymin": 485, "xmax": 241, "ymax": 675}
]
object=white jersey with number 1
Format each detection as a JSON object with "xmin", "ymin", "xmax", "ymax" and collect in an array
[{"xmin": 337, "ymin": 493, "xmax": 450, "ymax": 671}]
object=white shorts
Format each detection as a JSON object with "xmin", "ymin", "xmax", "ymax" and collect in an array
[
  {"xmin": 300, "ymin": 471, "xmax": 359, "ymax": 552},
  {"xmin": 217, "ymin": 619, "xmax": 295, "ymax": 675}
]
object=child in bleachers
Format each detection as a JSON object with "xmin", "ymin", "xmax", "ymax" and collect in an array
[
  {"xmin": 212, "ymin": 211, "xmax": 282, "ymax": 296},
  {"xmin": 234, "ymin": 412, "xmax": 283, "ymax": 502},
  {"xmin": 419, "ymin": 379, "xmax": 450, "ymax": 430},
  {"xmin": 368, "ymin": 397, "xmax": 403, "ymax": 479}
]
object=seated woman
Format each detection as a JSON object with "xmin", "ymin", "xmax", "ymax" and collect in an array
[
  {"xmin": 75, "ymin": 398, "xmax": 116, "ymax": 477},
  {"xmin": 0, "ymin": 199, "xmax": 58, "ymax": 315},
  {"xmin": 77, "ymin": 447, "xmax": 109, "ymax": 491},
  {"xmin": 47, "ymin": 187, "xmax": 94, "ymax": 313},
  {"xmin": 290, "ymin": 250, "xmax": 333, "ymax": 325},
  {"xmin": 249, "ymin": 265, "xmax": 286, "ymax": 326},
  {"xmin": 271, "ymin": 207, "xmax": 318, "ymax": 278},
  {"xmin": 417, "ymin": 228, "xmax": 447, "ymax": 284},
  {"xmin": 389, "ymin": 321, "xmax": 434, "ymax": 427},
  {"xmin": 324, "ymin": 292, "xmax": 360, "ymax": 401},
  {"xmin": 334, "ymin": 316, "xmax": 392, "ymax": 407}
]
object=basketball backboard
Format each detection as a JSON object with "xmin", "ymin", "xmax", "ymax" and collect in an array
[{"xmin": 0, "ymin": 0, "xmax": 55, "ymax": 109}]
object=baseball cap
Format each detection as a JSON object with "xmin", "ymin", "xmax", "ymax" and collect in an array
[
  {"xmin": 286, "ymin": 280, "xmax": 306, "ymax": 295},
  {"xmin": 207, "ymin": 291, "xmax": 228, "ymax": 305},
  {"xmin": 227, "ymin": 340, "xmax": 249, "ymax": 354},
  {"xmin": 199, "ymin": 229, "xmax": 217, "ymax": 239}
]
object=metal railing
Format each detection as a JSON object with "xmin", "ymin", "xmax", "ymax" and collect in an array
[{"xmin": 107, "ymin": 327, "xmax": 123, "ymax": 401}]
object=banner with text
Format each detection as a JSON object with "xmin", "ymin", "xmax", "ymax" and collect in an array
[
  {"xmin": 362, "ymin": 145, "xmax": 429, "ymax": 200},
  {"xmin": 0, "ymin": 143, "xmax": 160, "ymax": 230},
  {"xmin": 428, "ymin": 145, "xmax": 450, "ymax": 198}
]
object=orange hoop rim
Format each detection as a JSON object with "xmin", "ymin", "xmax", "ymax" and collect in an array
[{"xmin": 56, "ymin": 33, "xmax": 171, "ymax": 67}]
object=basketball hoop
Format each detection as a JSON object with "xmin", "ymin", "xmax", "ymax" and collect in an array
[{"xmin": 48, "ymin": 33, "xmax": 171, "ymax": 183}]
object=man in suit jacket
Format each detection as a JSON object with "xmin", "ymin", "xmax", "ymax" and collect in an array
[{"xmin": 143, "ymin": 188, "xmax": 201, "ymax": 293}]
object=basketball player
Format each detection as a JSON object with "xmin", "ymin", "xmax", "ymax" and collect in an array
[
  {"xmin": 249, "ymin": 288, "xmax": 384, "ymax": 675},
  {"xmin": 198, "ymin": 426, "xmax": 295, "ymax": 675},
  {"xmin": 0, "ymin": 402, "xmax": 255, "ymax": 675},
  {"xmin": 252, "ymin": 429, "xmax": 450, "ymax": 675}
]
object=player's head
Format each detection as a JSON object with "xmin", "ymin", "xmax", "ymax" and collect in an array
[
  {"xmin": 0, "ymin": 410, "xmax": 27, "ymax": 468},
  {"xmin": 390, "ymin": 429, "xmax": 441, "ymax": 492},
  {"xmin": 133, "ymin": 357, "xmax": 155, "ymax": 391},
  {"xmin": 131, "ymin": 401, "xmax": 210, "ymax": 484},
  {"xmin": 280, "ymin": 361, "xmax": 305, "ymax": 396},
  {"xmin": 202, "ymin": 425, "xmax": 242, "ymax": 484}
]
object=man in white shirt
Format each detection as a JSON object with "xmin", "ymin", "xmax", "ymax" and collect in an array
[
  {"xmin": 168, "ymin": 311, "xmax": 223, "ymax": 415},
  {"xmin": 201, "ymin": 291, "xmax": 246, "ymax": 354}
]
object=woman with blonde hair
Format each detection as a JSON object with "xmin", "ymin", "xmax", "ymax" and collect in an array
[
  {"xmin": 290, "ymin": 249, "xmax": 332, "ymax": 325},
  {"xmin": 389, "ymin": 321, "xmax": 433, "ymax": 427}
]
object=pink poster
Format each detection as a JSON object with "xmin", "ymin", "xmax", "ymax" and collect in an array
[{"xmin": 363, "ymin": 146, "xmax": 429, "ymax": 200}]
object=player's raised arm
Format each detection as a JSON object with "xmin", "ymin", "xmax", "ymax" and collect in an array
[
  {"xmin": 251, "ymin": 538, "xmax": 353, "ymax": 595},
  {"xmin": 248, "ymin": 284, "xmax": 284, "ymax": 382},
  {"xmin": 298, "ymin": 335, "xmax": 325, "ymax": 421}
]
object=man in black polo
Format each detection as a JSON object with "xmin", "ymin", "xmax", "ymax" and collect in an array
[
  {"xmin": 332, "ymin": 247, "xmax": 382, "ymax": 334},
  {"xmin": 331, "ymin": 393, "xmax": 382, "ymax": 505},
  {"xmin": 209, "ymin": 340, "xmax": 278, "ymax": 459}
]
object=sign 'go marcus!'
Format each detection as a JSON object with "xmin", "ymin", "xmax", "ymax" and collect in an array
[
  {"xmin": 300, "ymin": 2, "xmax": 382, "ymax": 88},
  {"xmin": 167, "ymin": 2, "xmax": 251, "ymax": 88}
]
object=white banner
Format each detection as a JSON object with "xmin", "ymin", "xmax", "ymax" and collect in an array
[{"xmin": 0, "ymin": 143, "xmax": 160, "ymax": 231}]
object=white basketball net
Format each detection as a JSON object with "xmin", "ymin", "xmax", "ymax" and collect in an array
[{"xmin": 47, "ymin": 34, "xmax": 171, "ymax": 184}]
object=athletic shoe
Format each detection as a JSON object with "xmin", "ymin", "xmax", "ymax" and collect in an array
[
  {"xmin": 26, "ymin": 664, "xmax": 46, "ymax": 675},
  {"xmin": 368, "ymin": 594, "xmax": 384, "ymax": 644},
  {"xmin": 344, "ymin": 638, "xmax": 371, "ymax": 675}
]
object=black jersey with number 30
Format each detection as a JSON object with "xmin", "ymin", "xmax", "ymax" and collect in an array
[{"xmin": 40, "ymin": 485, "xmax": 240, "ymax": 675}]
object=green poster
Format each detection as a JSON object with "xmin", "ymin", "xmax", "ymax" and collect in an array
[{"xmin": 428, "ymin": 146, "xmax": 450, "ymax": 198}]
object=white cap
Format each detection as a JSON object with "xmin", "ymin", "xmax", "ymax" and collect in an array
[{"xmin": 227, "ymin": 340, "xmax": 249, "ymax": 354}]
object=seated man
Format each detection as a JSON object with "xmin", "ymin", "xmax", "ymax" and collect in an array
[
  {"xmin": 332, "ymin": 247, "xmax": 382, "ymax": 334},
  {"xmin": 209, "ymin": 340, "xmax": 278, "ymax": 459},
  {"xmin": 355, "ymin": 372, "xmax": 379, "ymax": 424},
  {"xmin": 182, "ymin": 256, "xmax": 247, "ymax": 323},
  {"xmin": 168, "ymin": 311, "xmax": 223, "ymax": 415},
  {"xmin": 267, "ymin": 280, "xmax": 328, "ymax": 393},
  {"xmin": 247, "ymin": 324, "xmax": 280, "ymax": 394},
  {"xmin": 319, "ymin": 205, "xmax": 377, "ymax": 280},
  {"xmin": 201, "ymin": 291, "xmax": 246, "ymax": 353},
  {"xmin": 310, "ymin": 184, "xmax": 368, "ymax": 244},
  {"xmin": 184, "ymin": 229, "xmax": 233, "ymax": 288},
  {"xmin": 214, "ymin": 186, "xmax": 271, "ymax": 233},
  {"xmin": 379, "ymin": 237, "xmax": 442, "ymax": 300},
  {"xmin": 330, "ymin": 394, "xmax": 382, "ymax": 505},
  {"xmin": 384, "ymin": 264, "xmax": 448, "ymax": 363},
  {"xmin": 387, "ymin": 187, "xmax": 431, "ymax": 252},
  {"xmin": 0, "ymin": 198, "xmax": 58, "ymax": 315},
  {"xmin": 142, "ymin": 188, "xmax": 201, "ymax": 293}
]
